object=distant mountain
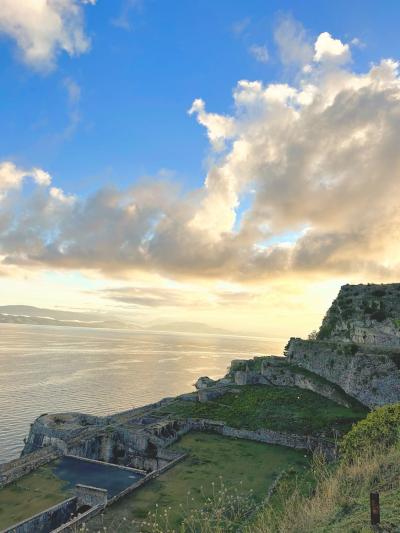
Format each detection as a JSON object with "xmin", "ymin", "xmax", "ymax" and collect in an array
[
  {"xmin": 0, "ymin": 306, "xmax": 133, "ymax": 330},
  {"xmin": 0, "ymin": 306, "xmax": 232, "ymax": 335},
  {"xmin": 146, "ymin": 321, "xmax": 232, "ymax": 335},
  {"xmin": 0, "ymin": 305, "xmax": 106, "ymax": 322}
]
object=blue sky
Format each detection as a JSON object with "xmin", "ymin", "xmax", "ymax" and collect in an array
[
  {"xmin": 1, "ymin": 0, "xmax": 399, "ymax": 197},
  {"xmin": 1, "ymin": 1, "xmax": 400, "ymax": 336}
]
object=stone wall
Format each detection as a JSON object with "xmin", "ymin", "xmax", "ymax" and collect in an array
[
  {"xmin": 187, "ymin": 419, "xmax": 337, "ymax": 460},
  {"xmin": 75, "ymin": 484, "xmax": 108, "ymax": 508},
  {"xmin": 51, "ymin": 505, "xmax": 104, "ymax": 533},
  {"xmin": 1, "ymin": 498, "xmax": 77, "ymax": 533},
  {"xmin": 286, "ymin": 338, "xmax": 400, "ymax": 408},
  {"xmin": 0, "ymin": 447, "xmax": 61, "ymax": 489}
]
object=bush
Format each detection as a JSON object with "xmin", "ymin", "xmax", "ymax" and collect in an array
[
  {"xmin": 372, "ymin": 288, "xmax": 386, "ymax": 297},
  {"xmin": 370, "ymin": 309, "xmax": 387, "ymax": 322},
  {"xmin": 340, "ymin": 403, "xmax": 400, "ymax": 462}
]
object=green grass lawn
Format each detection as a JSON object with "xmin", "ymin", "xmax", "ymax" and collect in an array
[
  {"xmin": 88, "ymin": 432, "xmax": 310, "ymax": 532},
  {"xmin": 0, "ymin": 463, "xmax": 71, "ymax": 530},
  {"xmin": 156, "ymin": 385, "xmax": 367, "ymax": 438}
]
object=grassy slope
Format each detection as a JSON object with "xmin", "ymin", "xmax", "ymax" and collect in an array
[
  {"xmin": 0, "ymin": 463, "xmax": 71, "ymax": 530},
  {"xmin": 248, "ymin": 404, "xmax": 400, "ymax": 532},
  {"xmin": 157, "ymin": 385, "xmax": 367, "ymax": 438},
  {"xmin": 88, "ymin": 432, "xmax": 310, "ymax": 532},
  {"xmin": 248, "ymin": 445, "xmax": 400, "ymax": 533}
]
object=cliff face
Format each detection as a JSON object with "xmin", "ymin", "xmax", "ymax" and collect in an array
[
  {"xmin": 286, "ymin": 339, "xmax": 400, "ymax": 408},
  {"xmin": 317, "ymin": 283, "xmax": 400, "ymax": 346},
  {"xmin": 221, "ymin": 283, "xmax": 400, "ymax": 409}
]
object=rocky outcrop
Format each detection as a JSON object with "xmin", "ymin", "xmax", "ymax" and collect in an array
[
  {"xmin": 260, "ymin": 357, "xmax": 355, "ymax": 408},
  {"xmin": 317, "ymin": 283, "xmax": 400, "ymax": 346},
  {"xmin": 195, "ymin": 377, "xmax": 216, "ymax": 390}
]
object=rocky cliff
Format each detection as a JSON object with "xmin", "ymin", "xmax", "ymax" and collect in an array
[
  {"xmin": 200, "ymin": 283, "xmax": 400, "ymax": 409},
  {"xmin": 317, "ymin": 283, "xmax": 400, "ymax": 346},
  {"xmin": 285, "ymin": 339, "xmax": 400, "ymax": 408}
]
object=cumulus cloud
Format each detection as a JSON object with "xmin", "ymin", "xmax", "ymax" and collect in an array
[
  {"xmin": 1, "ymin": 28, "xmax": 400, "ymax": 284},
  {"xmin": 188, "ymin": 98, "xmax": 236, "ymax": 152},
  {"xmin": 314, "ymin": 32, "xmax": 351, "ymax": 64},
  {"xmin": 0, "ymin": 162, "xmax": 51, "ymax": 193},
  {"xmin": 0, "ymin": 0, "xmax": 95, "ymax": 70}
]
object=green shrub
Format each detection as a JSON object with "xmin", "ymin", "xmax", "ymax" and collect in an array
[
  {"xmin": 340, "ymin": 403, "xmax": 400, "ymax": 462},
  {"xmin": 370, "ymin": 309, "xmax": 387, "ymax": 322},
  {"xmin": 372, "ymin": 288, "xmax": 386, "ymax": 297}
]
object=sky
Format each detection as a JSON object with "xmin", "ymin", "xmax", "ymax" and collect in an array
[{"xmin": 0, "ymin": 0, "xmax": 400, "ymax": 338}]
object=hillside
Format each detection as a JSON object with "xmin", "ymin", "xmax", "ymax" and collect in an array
[{"xmin": 247, "ymin": 404, "xmax": 400, "ymax": 532}]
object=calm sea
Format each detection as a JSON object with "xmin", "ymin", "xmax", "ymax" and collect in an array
[{"xmin": 0, "ymin": 324, "xmax": 285, "ymax": 464}]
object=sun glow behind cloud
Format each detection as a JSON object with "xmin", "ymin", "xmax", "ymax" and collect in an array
[{"xmin": 1, "ymin": 15, "xmax": 400, "ymax": 336}]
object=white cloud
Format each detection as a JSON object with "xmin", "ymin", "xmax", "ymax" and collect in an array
[
  {"xmin": 1, "ymin": 29, "xmax": 400, "ymax": 285},
  {"xmin": 274, "ymin": 14, "xmax": 313, "ymax": 66},
  {"xmin": 111, "ymin": 0, "xmax": 142, "ymax": 31},
  {"xmin": 188, "ymin": 99, "xmax": 236, "ymax": 152},
  {"xmin": 0, "ymin": 162, "xmax": 26, "ymax": 191},
  {"xmin": 232, "ymin": 17, "xmax": 251, "ymax": 37},
  {"xmin": 62, "ymin": 77, "xmax": 82, "ymax": 137},
  {"xmin": 0, "ymin": 162, "xmax": 51, "ymax": 193},
  {"xmin": 63, "ymin": 77, "xmax": 81, "ymax": 104},
  {"xmin": 50, "ymin": 187, "xmax": 76, "ymax": 205},
  {"xmin": 249, "ymin": 44, "xmax": 269, "ymax": 63},
  {"xmin": 32, "ymin": 168, "xmax": 52, "ymax": 186},
  {"xmin": 0, "ymin": 0, "xmax": 96, "ymax": 70},
  {"xmin": 314, "ymin": 32, "xmax": 351, "ymax": 64}
]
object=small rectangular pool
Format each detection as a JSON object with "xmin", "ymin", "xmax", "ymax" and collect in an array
[{"xmin": 52, "ymin": 456, "xmax": 145, "ymax": 498}]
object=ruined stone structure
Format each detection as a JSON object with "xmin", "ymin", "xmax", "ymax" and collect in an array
[{"xmin": 21, "ymin": 401, "xmax": 190, "ymax": 474}]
